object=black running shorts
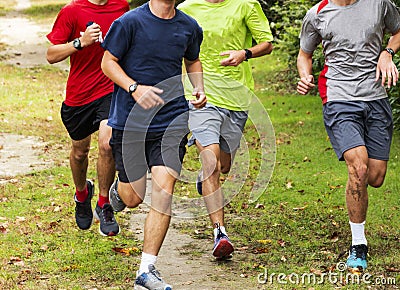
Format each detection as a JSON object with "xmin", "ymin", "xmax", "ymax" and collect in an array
[
  {"xmin": 110, "ymin": 128, "xmax": 188, "ymax": 183},
  {"xmin": 61, "ymin": 94, "xmax": 112, "ymax": 141}
]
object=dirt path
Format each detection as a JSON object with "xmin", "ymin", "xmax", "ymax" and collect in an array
[
  {"xmin": 0, "ymin": 1, "xmax": 68, "ymax": 69},
  {"xmin": 0, "ymin": 2, "xmax": 261, "ymax": 289}
]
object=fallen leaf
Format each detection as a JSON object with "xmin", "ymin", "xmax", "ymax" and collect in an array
[
  {"xmin": 293, "ymin": 205, "xmax": 308, "ymax": 211},
  {"xmin": 386, "ymin": 267, "xmax": 400, "ymax": 272},
  {"xmin": 277, "ymin": 239, "xmax": 286, "ymax": 247},
  {"xmin": 257, "ymin": 239, "xmax": 272, "ymax": 244},
  {"xmin": 310, "ymin": 268, "xmax": 323, "ymax": 276},
  {"xmin": 330, "ymin": 232, "xmax": 339, "ymax": 243},
  {"xmin": 112, "ymin": 247, "xmax": 140, "ymax": 256},
  {"xmin": 255, "ymin": 203, "xmax": 265, "ymax": 209},
  {"xmin": 254, "ymin": 247, "xmax": 268, "ymax": 254}
]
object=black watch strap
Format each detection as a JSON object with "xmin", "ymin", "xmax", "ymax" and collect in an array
[
  {"xmin": 244, "ymin": 49, "xmax": 253, "ymax": 61},
  {"xmin": 384, "ymin": 47, "xmax": 395, "ymax": 57},
  {"xmin": 128, "ymin": 82, "xmax": 138, "ymax": 95}
]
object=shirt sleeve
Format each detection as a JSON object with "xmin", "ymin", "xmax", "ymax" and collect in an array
[
  {"xmin": 245, "ymin": 0, "xmax": 273, "ymax": 43},
  {"xmin": 101, "ymin": 18, "xmax": 132, "ymax": 60},
  {"xmin": 46, "ymin": 6, "xmax": 74, "ymax": 44},
  {"xmin": 299, "ymin": 9, "xmax": 322, "ymax": 54},
  {"xmin": 383, "ymin": 0, "xmax": 400, "ymax": 34},
  {"xmin": 184, "ymin": 24, "xmax": 203, "ymax": 61}
]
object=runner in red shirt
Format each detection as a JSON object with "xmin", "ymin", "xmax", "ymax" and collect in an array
[{"xmin": 46, "ymin": 0, "xmax": 129, "ymax": 236}]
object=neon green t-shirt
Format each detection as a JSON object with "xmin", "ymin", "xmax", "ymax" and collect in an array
[{"xmin": 178, "ymin": 0, "xmax": 273, "ymax": 111}]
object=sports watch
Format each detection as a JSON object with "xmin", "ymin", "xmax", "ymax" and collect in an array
[
  {"xmin": 72, "ymin": 38, "xmax": 82, "ymax": 50},
  {"xmin": 128, "ymin": 82, "xmax": 139, "ymax": 95},
  {"xmin": 384, "ymin": 47, "xmax": 395, "ymax": 57},
  {"xmin": 244, "ymin": 48, "xmax": 253, "ymax": 61}
]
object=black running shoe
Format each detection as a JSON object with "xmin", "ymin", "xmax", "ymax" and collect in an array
[
  {"xmin": 109, "ymin": 178, "xmax": 126, "ymax": 212},
  {"xmin": 94, "ymin": 203, "xmax": 120, "ymax": 236},
  {"xmin": 74, "ymin": 180, "xmax": 94, "ymax": 230}
]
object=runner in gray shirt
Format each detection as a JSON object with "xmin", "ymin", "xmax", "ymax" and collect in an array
[{"xmin": 297, "ymin": 0, "xmax": 400, "ymax": 272}]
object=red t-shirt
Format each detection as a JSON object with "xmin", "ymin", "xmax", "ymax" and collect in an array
[{"xmin": 47, "ymin": 0, "xmax": 129, "ymax": 106}]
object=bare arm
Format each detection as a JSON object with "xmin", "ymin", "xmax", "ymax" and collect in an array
[
  {"xmin": 46, "ymin": 23, "xmax": 102, "ymax": 64},
  {"xmin": 220, "ymin": 41, "xmax": 273, "ymax": 67},
  {"xmin": 296, "ymin": 48, "xmax": 315, "ymax": 95},
  {"xmin": 376, "ymin": 29, "xmax": 400, "ymax": 88},
  {"xmin": 184, "ymin": 58, "xmax": 206, "ymax": 108},
  {"xmin": 101, "ymin": 50, "xmax": 164, "ymax": 109}
]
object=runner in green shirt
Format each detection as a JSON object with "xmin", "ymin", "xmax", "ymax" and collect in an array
[{"xmin": 178, "ymin": 0, "xmax": 273, "ymax": 259}]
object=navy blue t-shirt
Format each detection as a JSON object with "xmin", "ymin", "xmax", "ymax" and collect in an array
[{"xmin": 102, "ymin": 3, "xmax": 203, "ymax": 131}]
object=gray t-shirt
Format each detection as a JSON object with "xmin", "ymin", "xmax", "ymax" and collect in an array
[{"xmin": 300, "ymin": 0, "xmax": 400, "ymax": 103}]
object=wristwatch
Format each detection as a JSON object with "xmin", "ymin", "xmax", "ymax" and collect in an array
[
  {"xmin": 72, "ymin": 38, "xmax": 82, "ymax": 50},
  {"xmin": 244, "ymin": 48, "xmax": 253, "ymax": 61},
  {"xmin": 384, "ymin": 47, "xmax": 395, "ymax": 57},
  {"xmin": 128, "ymin": 82, "xmax": 138, "ymax": 95}
]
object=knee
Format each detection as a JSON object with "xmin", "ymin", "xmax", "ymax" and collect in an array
[
  {"xmin": 220, "ymin": 163, "xmax": 231, "ymax": 174},
  {"xmin": 203, "ymin": 160, "xmax": 221, "ymax": 179},
  {"xmin": 98, "ymin": 138, "xmax": 112, "ymax": 157},
  {"xmin": 348, "ymin": 163, "xmax": 368, "ymax": 185},
  {"xmin": 122, "ymin": 192, "xmax": 143, "ymax": 208},
  {"xmin": 71, "ymin": 146, "xmax": 89, "ymax": 162},
  {"xmin": 368, "ymin": 174, "xmax": 385, "ymax": 188},
  {"xmin": 118, "ymin": 183, "xmax": 144, "ymax": 208}
]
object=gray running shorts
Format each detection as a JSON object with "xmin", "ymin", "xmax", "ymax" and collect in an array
[
  {"xmin": 188, "ymin": 102, "xmax": 248, "ymax": 153},
  {"xmin": 323, "ymin": 98, "xmax": 393, "ymax": 161}
]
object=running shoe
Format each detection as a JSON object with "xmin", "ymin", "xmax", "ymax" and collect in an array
[
  {"xmin": 109, "ymin": 177, "xmax": 126, "ymax": 212},
  {"xmin": 94, "ymin": 203, "xmax": 120, "ymax": 236},
  {"xmin": 74, "ymin": 179, "xmax": 94, "ymax": 230},
  {"xmin": 212, "ymin": 222, "xmax": 234, "ymax": 259},
  {"xmin": 346, "ymin": 244, "xmax": 368, "ymax": 271},
  {"xmin": 135, "ymin": 264, "xmax": 172, "ymax": 290}
]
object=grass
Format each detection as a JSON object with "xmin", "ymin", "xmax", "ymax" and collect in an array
[
  {"xmin": 22, "ymin": 0, "xmax": 68, "ymax": 24},
  {"xmin": 1, "ymin": 3, "xmax": 400, "ymax": 288},
  {"xmin": 0, "ymin": 0, "xmax": 16, "ymax": 15}
]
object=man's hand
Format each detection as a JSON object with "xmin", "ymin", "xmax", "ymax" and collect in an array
[
  {"xmin": 376, "ymin": 51, "xmax": 399, "ymax": 88},
  {"xmin": 80, "ymin": 23, "xmax": 102, "ymax": 48},
  {"xmin": 297, "ymin": 75, "xmax": 315, "ymax": 95},
  {"xmin": 220, "ymin": 50, "xmax": 246, "ymax": 66},
  {"xmin": 132, "ymin": 85, "xmax": 164, "ymax": 110},
  {"xmin": 190, "ymin": 88, "xmax": 207, "ymax": 109}
]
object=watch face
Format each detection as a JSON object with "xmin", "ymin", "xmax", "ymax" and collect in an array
[
  {"xmin": 73, "ymin": 38, "xmax": 81, "ymax": 50},
  {"xmin": 129, "ymin": 83, "xmax": 138, "ymax": 94}
]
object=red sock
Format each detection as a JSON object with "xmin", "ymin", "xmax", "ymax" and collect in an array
[
  {"xmin": 75, "ymin": 186, "xmax": 88, "ymax": 202},
  {"xmin": 97, "ymin": 195, "xmax": 110, "ymax": 208}
]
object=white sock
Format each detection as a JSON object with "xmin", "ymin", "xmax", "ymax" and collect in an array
[
  {"xmin": 349, "ymin": 221, "xmax": 367, "ymax": 246},
  {"xmin": 214, "ymin": 225, "xmax": 227, "ymax": 239},
  {"xmin": 139, "ymin": 252, "xmax": 157, "ymax": 275}
]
